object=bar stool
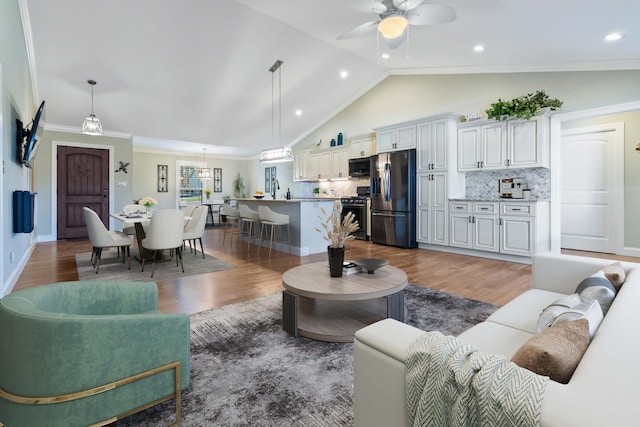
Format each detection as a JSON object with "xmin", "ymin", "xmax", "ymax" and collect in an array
[
  {"xmin": 257, "ymin": 205, "xmax": 291, "ymax": 256},
  {"xmin": 238, "ymin": 205, "xmax": 260, "ymax": 249},
  {"xmin": 221, "ymin": 205, "xmax": 241, "ymax": 245}
]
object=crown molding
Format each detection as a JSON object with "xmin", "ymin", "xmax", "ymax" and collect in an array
[{"xmin": 44, "ymin": 123, "xmax": 132, "ymax": 139}]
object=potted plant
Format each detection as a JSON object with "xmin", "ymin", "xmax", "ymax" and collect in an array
[
  {"xmin": 231, "ymin": 173, "xmax": 247, "ymax": 198},
  {"xmin": 204, "ymin": 189, "xmax": 212, "ymax": 201},
  {"xmin": 138, "ymin": 196, "xmax": 158, "ymax": 216},
  {"xmin": 485, "ymin": 90, "xmax": 563, "ymax": 121},
  {"xmin": 315, "ymin": 200, "xmax": 360, "ymax": 277},
  {"xmin": 313, "ymin": 187, "xmax": 320, "ymax": 198}
]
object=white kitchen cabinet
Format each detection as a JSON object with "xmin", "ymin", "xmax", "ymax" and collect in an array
[
  {"xmin": 449, "ymin": 201, "xmax": 499, "ymax": 252},
  {"xmin": 376, "ymin": 124, "xmax": 416, "ymax": 153},
  {"xmin": 457, "ymin": 115, "xmax": 549, "ymax": 171},
  {"xmin": 293, "ymin": 150, "xmax": 311, "ymax": 181},
  {"xmin": 331, "ymin": 148, "xmax": 350, "ymax": 179},
  {"xmin": 417, "ymin": 118, "xmax": 452, "ymax": 172},
  {"xmin": 349, "ymin": 135, "xmax": 375, "ymax": 159},
  {"xmin": 417, "ymin": 172, "xmax": 448, "ymax": 245},
  {"xmin": 309, "ymin": 151, "xmax": 331, "ymax": 180},
  {"xmin": 500, "ymin": 216, "xmax": 534, "ymax": 256}
]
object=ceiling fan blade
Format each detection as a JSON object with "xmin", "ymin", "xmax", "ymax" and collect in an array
[
  {"xmin": 347, "ymin": 0, "xmax": 387, "ymax": 14},
  {"xmin": 336, "ymin": 20, "xmax": 380, "ymax": 40},
  {"xmin": 392, "ymin": 0, "xmax": 424, "ymax": 11},
  {"xmin": 386, "ymin": 30, "xmax": 407, "ymax": 49},
  {"xmin": 407, "ymin": 3, "xmax": 456, "ymax": 26}
]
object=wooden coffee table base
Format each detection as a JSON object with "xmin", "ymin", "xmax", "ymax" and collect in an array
[{"xmin": 282, "ymin": 290, "xmax": 405, "ymax": 343}]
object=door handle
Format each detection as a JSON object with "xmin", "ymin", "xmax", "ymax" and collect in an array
[{"xmin": 103, "ymin": 188, "xmax": 108, "ymax": 198}]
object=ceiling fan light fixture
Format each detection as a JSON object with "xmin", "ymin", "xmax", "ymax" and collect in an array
[
  {"xmin": 378, "ymin": 15, "xmax": 408, "ymax": 39},
  {"xmin": 81, "ymin": 79, "xmax": 103, "ymax": 135}
]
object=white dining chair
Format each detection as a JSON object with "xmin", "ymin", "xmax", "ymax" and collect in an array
[
  {"xmin": 140, "ymin": 209, "xmax": 185, "ymax": 278},
  {"xmin": 82, "ymin": 207, "xmax": 131, "ymax": 273},
  {"xmin": 183, "ymin": 205, "xmax": 208, "ymax": 258}
]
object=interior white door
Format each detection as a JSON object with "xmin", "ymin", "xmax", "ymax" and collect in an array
[{"xmin": 560, "ymin": 125, "xmax": 623, "ymax": 253}]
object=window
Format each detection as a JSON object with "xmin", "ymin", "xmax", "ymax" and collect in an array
[{"xmin": 176, "ymin": 160, "xmax": 203, "ymax": 206}]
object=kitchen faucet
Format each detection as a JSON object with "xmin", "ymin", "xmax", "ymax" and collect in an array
[{"xmin": 272, "ymin": 179, "xmax": 280, "ymax": 199}]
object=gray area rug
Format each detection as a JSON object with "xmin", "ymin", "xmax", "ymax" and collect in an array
[
  {"xmin": 75, "ymin": 249, "xmax": 236, "ymax": 282},
  {"xmin": 117, "ymin": 285, "xmax": 498, "ymax": 426}
]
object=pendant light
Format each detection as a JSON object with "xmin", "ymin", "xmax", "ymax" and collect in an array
[
  {"xmin": 197, "ymin": 148, "xmax": 213, "ymax": 180},
  {"xmin": 81, "ymin": 79, "xmax": 103, "ymax": 135},
  {"xmin": 260, "ymin": 59, "xmax": 293, "ymax": 163}
]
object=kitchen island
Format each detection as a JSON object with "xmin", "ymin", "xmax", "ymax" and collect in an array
[{"xmin": 233, "ymin": 198, "xmax": 339, "ymax": 256}]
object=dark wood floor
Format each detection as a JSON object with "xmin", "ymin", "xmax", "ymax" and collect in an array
[{"xmin": 14, "ymin": 226, "xmax": 639, "ymax": 314}]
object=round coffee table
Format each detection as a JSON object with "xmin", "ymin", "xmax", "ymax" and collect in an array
[{"xmin": 281, "ymin": 261, "xmax": 408, "ymax": 342}]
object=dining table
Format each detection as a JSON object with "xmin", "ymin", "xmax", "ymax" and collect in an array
[{"xmin": 110, "ymin": 211, "xmax": 191, "ymax": 263}]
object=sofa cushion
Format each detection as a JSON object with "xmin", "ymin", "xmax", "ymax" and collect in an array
[
  {"xmin": 511, "ymin": 318, "xmax": 590, "ymax": 384},
  {"xmin": 551, "ymin": 299, "xmax": 603, "ymax": 338},
  {"xmin": 486, "ymin": 289, "xmax": 566, "ymax": 334},
  {"xmin": 600, "ymin": 262, "xmax": 626, "ymax": 290},
  {"xmin": 576, "ymin": 273, "xmax": 616, "ymax": 315},
  {"xmin": 457, "ymin": 321, "xmax": 534, "ymax": 359},
  {"xmin": 536, "ymin": 293, "xmax": 582, "ymax": 333}
]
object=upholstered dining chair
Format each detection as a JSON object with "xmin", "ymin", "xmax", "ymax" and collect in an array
[
  {"xmin": 82, "ymin": 207, "xmax": 131, "ymax": 273},
  {"xmin": 0, "ymin": 280, "xmax": 190, "ymax": 427},
  {"xmin": 181, "ymin": 204, "xmax": 196, "ymax": 218},
  {"xmin": 183, "ymin": 205, "xmax": 208, "ymax": 258},
  {"xmin": 258, "ymin": 205, "xmax": 291, "ymax": 256},
  {"xmin": 121, "ymin": 204, "xmax": 149, "ymax": 236},
  {"xmin": 141, "ymin": 209, "xmax": 185, "ymax": 278}
]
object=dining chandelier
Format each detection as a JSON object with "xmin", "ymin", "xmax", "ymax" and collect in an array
[
  {"xmin": 260, "ymin": 59, "xmax": 293, "ymax": 163},
  {"xmin": 197, "ymin": 148, "xmax": 213, "ymax": 180},
  {"xmin": 81, "ymin": 79, "xmax": 103, "ymax": 135}
]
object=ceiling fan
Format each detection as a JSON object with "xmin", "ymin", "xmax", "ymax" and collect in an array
[{"xmin": 337, "ymin": 0, "xmax": 456, "ymax": 49}]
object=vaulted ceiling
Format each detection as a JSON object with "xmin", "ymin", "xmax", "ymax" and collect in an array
[{"xmin": 24, "ymin": 0, "xmax": 639, "ymax": 157}]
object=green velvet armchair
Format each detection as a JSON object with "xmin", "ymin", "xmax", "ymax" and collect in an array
[{"xmin": 0, "ymin": 281, "xmax": 190, "ymax": 427}]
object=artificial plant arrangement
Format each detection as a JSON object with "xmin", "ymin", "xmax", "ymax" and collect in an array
[
  {"xmin": 204, "ymin": 189, "xmax": 212, "ymax": 200},
  {"xmin": 138, "ymin": 196, "xmax": 158, "ymax": 209},
  {"xmin": 485, "ymin": 90, "xmax": 563, "ymax": 121},
  {"xmin": 315, "ymin": 200, "xmax": 360, "ymax": 248},
  {"xmin": 231, "ymin": 173, "xmax": 247, "ymax": 198}
]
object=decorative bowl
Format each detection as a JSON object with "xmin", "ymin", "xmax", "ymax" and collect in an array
[
  {"xmin": 253, "ymin": 195, "xmax": 264, "ymax": 199},
  {"xmin": 354, "ymin": 258, "xmax": 388, "ymax": 274}
]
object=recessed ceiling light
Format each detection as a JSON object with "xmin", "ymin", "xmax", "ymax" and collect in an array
[
  {"xmin": 381, "ymin": 53, "xmax": 390, "ymax": 59},
  {"xmin": 605, "ymin": 33, "xmax": 624, "ymax": 41},
  {"xmin": 295, "ymin": 109, "xmax": 303, "ymax": 116},
  {"xmin": 473, "ymin": 45, "xmax": 485, "ymax": 52},
  {"xmin": 340, "ymin": 70, "xmax": 349, "ymax": 79}
]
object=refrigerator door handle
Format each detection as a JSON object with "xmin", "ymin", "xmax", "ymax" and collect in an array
[
  {"xmin": 383, "ymin": 163, "xmax": 392, "ymax": 201},
  {"xmin": 371, "ymin": 211, "xmax": 406, "ymax": 218}
]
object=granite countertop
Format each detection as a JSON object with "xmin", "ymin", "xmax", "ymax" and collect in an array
[
  {"xmin": 233, "ymin": 197, "xmax": 340, "ymax": 203},
  {"xmin": 449, "ymin": 198, "xmax": 549, "ymax": 202}
]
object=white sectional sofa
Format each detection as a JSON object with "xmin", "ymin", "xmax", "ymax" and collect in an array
[{"xmin": 353, "ymin": 253, "xmax": 640, "ymax": 427}]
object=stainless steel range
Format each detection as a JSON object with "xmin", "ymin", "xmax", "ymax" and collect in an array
[{"xmin": 341, "ymin": 186, "xmax": 370, "ymax": 241}]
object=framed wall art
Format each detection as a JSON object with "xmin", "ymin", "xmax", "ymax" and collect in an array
[
  {"xmin": 157, "ymin": 164, "xmax": 168, "ymax": 192},
  {"xmin": 265, "ymin": 167, "xmax": 271, "ymax": 193},
  {"xmin": 213, "ymin": 168, "xmax": 222, "ymax": 192}
]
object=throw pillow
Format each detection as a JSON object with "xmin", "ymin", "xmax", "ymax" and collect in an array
[
  {"xmin": 601, "ymin": 262, "xmax": 626, "ymax": 291},
  {"xmin": 551, "ymin": 299, "xmax": 603, "ymax": 338},
  {"xmin": 511, "ymin": 318, "xmax": 590, "ymax": 384},
  {"xmin": 536, "ymin": 293, "xmax": 582, "ymax": 333},
  {"xmin": 575, "ymin": 274, "xmax": 616, "ymax": 315}
]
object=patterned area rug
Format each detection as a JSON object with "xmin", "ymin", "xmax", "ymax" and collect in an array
[
  {"xmin": 117, "ymin": 285, "xmax": 498, "ymax": 426},
  {"xmin": 75, "ymin": 249, "xmax": 236, "ymax": 282}
]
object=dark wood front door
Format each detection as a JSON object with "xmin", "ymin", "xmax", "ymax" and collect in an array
[{"xmin": 57, "ymin": 146, "xmax": 110, "ymax": 239}]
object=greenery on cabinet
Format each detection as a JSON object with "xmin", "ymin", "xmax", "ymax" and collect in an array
[
  {"xmin": 313, "ymin": 187, "xmax": 320, "ymax": 196},
  {"xmin": 231, "ymin": 173, "xmax": 247, "ymax": 198},
  {"xmin": 485, "ymin": 90, "xmax": 563, "ymax": 121}
]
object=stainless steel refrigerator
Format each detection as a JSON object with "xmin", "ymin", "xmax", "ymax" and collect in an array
[{"xmin": 370, "ymin": 149, "xmax": 417, "ymax": 248}]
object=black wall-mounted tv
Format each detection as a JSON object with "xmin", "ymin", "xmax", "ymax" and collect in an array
[{"xmin": 16, "ymin": 100, "xmax": 45, "ymax": 169}]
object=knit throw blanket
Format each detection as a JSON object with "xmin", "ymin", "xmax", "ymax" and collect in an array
[{"xmin": 406, "ymin": 331, "xmax": 548, "ymax": 427}]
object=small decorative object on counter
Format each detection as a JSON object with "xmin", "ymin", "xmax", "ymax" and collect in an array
[
  {"xmin": 330, "ymin": 138, "xmax": 336, "ymax": 147},
  {"xmin": 204, "ymin": 189, "xmax": 212, "ymax": 200},
  {"xmin": 337, "ymin": 132, "xmax": 343, "ymax": 146},
  {"xmin": 315, "ymin": 200, "xmax": 360, "ymax": 277},
  {"xmin": 313, "ymin": 187, "xmax": 320, "ymax": 197},
  {"xmin": 286, "ymin": 188, "xmax": 291, "ymax": 200}
]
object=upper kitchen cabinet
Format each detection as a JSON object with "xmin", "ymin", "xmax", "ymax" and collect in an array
[
  {"xmin": 293, "ymin": 149, "xmax": 311, "ymax": 181},
  {"xmin": 417, "ymin": 114, "xmax": 461, "ymax": 172},
  {"xmin": 349, "ymin": 135, "xmax": 375, "ymax": 159},
  {"xmin": 375, "ymin": 123, "xmax": 416, "ymax": 153},
  {"xmin": 457, "ymin": 114, "xmax": 550, "ymax": 171},
  {"xmin": 309, "ymin": 150, "xmax": 332, "ymax": 180},
  {"xmin": 331, "ymin": 147, "xmax": 350, "ymax": 179}
]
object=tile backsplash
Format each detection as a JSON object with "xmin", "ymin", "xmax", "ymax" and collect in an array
[
  {"xmin": 465, "ymin": 167, "xmax": 550, "ymax": 199},
  {"xmin": 301, "ymin": 178, "xmax": 370, "ymax": 198}
]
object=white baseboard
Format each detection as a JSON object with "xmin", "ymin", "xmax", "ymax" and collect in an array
[
  {"xmin": 37, "ymin": 234, "xmax": 56, "ymax": 243},
  {"xmin": 1, "ymin": 242, "xmax": 36, "ymax": 297},
  {"xmin": 619, "ymin": 247, "xmax": 640, "ymax": 258},
  {"xmin": 417, "ymin": 243, "xmax": 533, "ymax": 265}
]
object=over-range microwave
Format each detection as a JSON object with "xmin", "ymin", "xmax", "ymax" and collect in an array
[{"xmin": 348, "ymin": 157, "xmax": 370, "ymax": 177}]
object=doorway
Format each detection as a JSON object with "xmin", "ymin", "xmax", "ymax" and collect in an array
[
  {"xmin": 560, "ymin": 124, "xmax": 623, "ymax": 253},
  {"xmin": 56, "ymin": 145, "xmax": 110, "ymax": 239}
]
